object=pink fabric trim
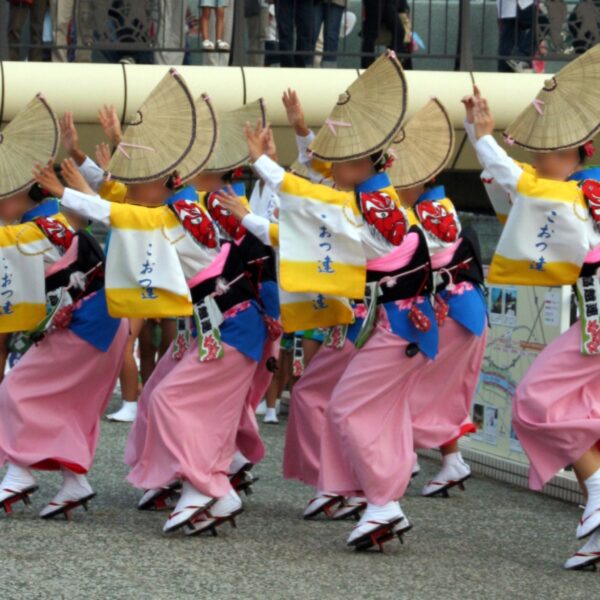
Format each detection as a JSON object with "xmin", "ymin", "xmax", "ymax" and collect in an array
[
  {"xmin": 430, "ymin": 240, "xmax": 460, "ymax": 270},
  {"xmin": 366, "ymin": 232, "xmax": 419, "ymax": 271},
  {"xmin": 584, "ymin": 245, "xmax": 600, "ymax": 264},
  {"xmin": 44, "ymin": 237, "xmax": 79, "ymax": 277},
  {"xmin": 187, "ymin": 243, "xmax": 231, "ymax": 288}
]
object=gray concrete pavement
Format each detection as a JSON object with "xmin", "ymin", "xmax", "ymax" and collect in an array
[{"xmin": 1, "ymin": 396, "xmax": 598, "ymax": 600}]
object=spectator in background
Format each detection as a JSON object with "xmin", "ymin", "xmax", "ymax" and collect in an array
[
  {"xmin": 361, "ymin": 0, "xmax": 412, "ymax": 69},
  {"xmin": 7, "ymin": 0, "xmax": 48, "ymax": 61},
  {"xmin": 200, "ymin": 0, "xmax": 230, "ymax": 50},
  {"xmin": 312, "ymin": 0, "xmax": 345, "ymax": 68},
  {"xmin": 496, "ymin": 0, "xmax": 535, "ymax": 72},
  {"xmin": 245, "ymin": 0, "xmax": 269, "ymax": 66},
  {"xmin": 275, "ymin": 0, "xmax": 315, "ymax": 67},
  {"xmin": 313, "ymin": 7, "xmax": 356, "ymax": 68},
  {"xmin": 264, "ymin": 2, "xmax": 279, "ymax": 66},
  {"xmin": 202, "ymin": 2, "xmax": 233, "ymax": 65},
  {"xmin": 154, "ymin": 0, "xmax": 186, "ymax": 65},
  {"xmin": 49, "ymin": 0, "xmax": 92, "ymax": 62}
]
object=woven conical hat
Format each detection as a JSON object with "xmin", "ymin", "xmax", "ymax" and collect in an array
[
  {"xmin": 0, "ymin": 94, "xmax": 59, "ymax": 200},
  {"xmin": 388, "ymin": 99, "xmax": 455, "ymax": 189},
  {"xmin": 504, "ymin": 44, "xmax": 600, "ymax": 152},
  {"xmin": 308, "ymin": 51, "xmax": 407, "ymax": 162},
  {"xmin": 203, "ymin": 99, "xmax": 266, "ymax": 173},
  {"xmin": 178, "ymin": 94, "xmax": 219, "ymax": 181},
  {"xmin": 107, "ymin": 68, "xmax": 196, "ymax": 183}
]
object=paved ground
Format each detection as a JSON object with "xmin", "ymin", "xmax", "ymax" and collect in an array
[{"xmin": 1, "ymin": 396, "xmax": 599, "ymax": 600}]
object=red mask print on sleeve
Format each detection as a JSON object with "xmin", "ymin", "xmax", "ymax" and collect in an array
[
  {"xmin": 416, "ymin": 201, "xmax": 459, "ymax": 244},
  {"xmin": 360, "ymin": 191, "xmax": 407, "ymax": 246},
  {"xmin": 34, "ymin": 217, "xmax": 74, "ymax": 253},
  {"xmin": 583, "ymin": 180, "xmax": 600, "ymax": 226},
  {"xmin": 207, "ymin": 193, "xmax": 246, "ymax": 242},
  {"xmin": 171, "ymin": 200, "xmax": 218, "ymax": 248}
]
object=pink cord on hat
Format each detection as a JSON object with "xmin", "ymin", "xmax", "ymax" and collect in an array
[
  {"xmin": 116, "ymin": 142, "xmax": 156, "ymax": 159},
  {"xmin": 532, "ymin": 99, "xmax": 545, "ymax": 115},
  {"xmin": 325, "ymin": 118, "xmax": 352, "ymax": 136}
]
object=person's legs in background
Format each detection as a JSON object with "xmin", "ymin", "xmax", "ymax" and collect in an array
[
  {"xmin": 276, "ymin": 0, "xmax": 295, "ymax": 67},
  {"xmin": 515, "ymin": 3, "xmax": 534, "ymax": 61},
  {"xmin": 203, "ymin": 2, "xmax": 232, "ymax": 65},
  {"xmin": 8, "ymin": 1, "xmax": 31, "ymax": 60},
  {"xmin": 320, "ymin": 2, "xmax": 343, "ymax": 67},
  {"xmin": 155, "ymin": 0, "xmax": 186, "ymax": 64},
  {"xmin": 380, "ymin": 0, "xmax": 412, "ymax": 68},
  {"xmin": 50, "ymin": 0, "xmax": 71, "ymax": 62},
  {"xmin": 497, "ymin": 17, "xmax": 516, "ymax": 72},
  {"xmin": 246, "ymin": 0, "xmax": 268, "ymax": 66},
  {"xmin": 28, "ymin": 0, "xmax": 49, "ymax": 61},
  {"xmin": 107, "ymin": 318, "xmax": 144, "ymax": 423},
  {"xmin": 360, "ymin": 0, "xmax": 380, "ymax": 68},
  {"xmin": 294, "ymin": 0, "xmax": 315, "ymax": 66}
]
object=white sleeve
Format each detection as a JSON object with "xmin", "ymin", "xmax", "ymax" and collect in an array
[
  {"xmin": 252, "ymin": 155, "xmax": 285, "ymax": 192},
  {"xmin": 77, "ymin": 156, "xmax": 105, "ymax": 192},
  {"xmin": 60, "ymin": 188, "xmax": 111, "ymax": 227},
  {"xmin": 296, "ymin": 130, "xmax": 315, "ymax": 165},
  {"xmin": 242, "ymin": 212, "xmax": 272, "ymax": 246},
  {"xmin": 464, "ymin": 120, "xmax": 478, "ymax": 147},
  {"xmin": 473, "ymin": 135, "xmax": 523, "ymax": 195}
]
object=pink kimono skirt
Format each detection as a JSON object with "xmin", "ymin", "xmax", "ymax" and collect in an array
[
  {"xmin": 0, "ymin": 321, "xmax": 128, "ymax": 474},
  {"xmin": 234, "ymin": 337, "xmax": 280, "ymax": 465},
  {"xmin": 124, "ymin": 342, "xmax": 179, "ymax": 469},
  {"xmin": 513, "ymin": 323, "xmax": 600, "ymax": 490},
  {"xmin": 410, "ymin": 319, "xmax": 485, "ymax": 449},
  {"xmin": 318, "ymin": 325, "xmax": 428, "ymax": 505},
  {"xmin": 283, "ymin": 340, "xmax": 356, "ymax": 488},
  {"xmin": 127, "ymin": 341, "xmax": 257, "ymax": 498}
]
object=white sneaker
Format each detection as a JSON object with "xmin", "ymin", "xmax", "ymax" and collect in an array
[
  {"xmin": 332, "ymin": 496, "xmax": 367, "ymax": 520},
  {"xmin": 303, "ymin": 492, "xmax": 344, "ymax": 519},
  {"xmin": 0, "ymin": 464, "xmax": 38, "ymax": 513},
  {"xmin": 421, "ymin": 453, "xmax": 471, "ymax": 497},
  {"xmin": 347, "ymin": 501, "xmax": 408, "ymax": 549},
  {"xmin": 577, "ymin": 493, "xmax": 600, "ymax": 539},
  {"xmin": 202, "ymin": 39, "xmax": 215, "ymax": 50},
  {"xmin": 39, "ymin": 471, "xmax": 95, "ymax": 519},
  {"xmin": 255, "ymin": 399, "xmax": 267, "ymax": 416},
  {"xmin": 565, "ymin": 529, "xmax": 600, "ymax": 570},
  {"xmin": 163, "ymin": 481, "xmax": 215, "ymax": 533},
  {"xmin": 216, "ymin": 39, "xmax": 230, "ymax": 51},
  {"xmin": 106, "ymin": 401, "xmax": 138, "ymax": 423},
  {"xmin": 185, "ymin": 489, "xmax": 243, "ymax": 536},
  {"xmin": 263, "ymin": 408, "xmax": 279, "ymax": 424}
]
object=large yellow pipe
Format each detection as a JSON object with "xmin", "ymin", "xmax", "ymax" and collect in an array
[{"xmin": 0, "ymin": 62, "xmax": 550, "ymax": 168}]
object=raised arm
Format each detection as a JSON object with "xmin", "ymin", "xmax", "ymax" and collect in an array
[
  {"xmin": 246, "ymin": 121, "xmax": 285, "ymax": 192},
  {"xmin": 465, "ymin": 92, "xmax": 523, "ymax": 196},
  {"xmin": 282, "ymin": 88, "xmax": 315, "ymax": 165},
  {"xmin": 59, "ymin": 112, "xmax": 105, "ymax": 192},
  {"xmin": 32, "ymin": 161, "xmax": 111, "ymax": 227}
]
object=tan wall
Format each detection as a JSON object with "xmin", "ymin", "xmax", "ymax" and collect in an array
[{"xmin": 0, "ymin": 62, "xmax": 555, "ymax": 168}]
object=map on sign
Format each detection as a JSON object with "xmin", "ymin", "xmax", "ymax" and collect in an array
[{"xmin": 463, "ymin": 284, "xmax": 572, "ymax": 465}]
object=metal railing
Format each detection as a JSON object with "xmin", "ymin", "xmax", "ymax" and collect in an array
[{"xmin": 1, "ymin": 0, "xmax": 596, "ymax": 71}]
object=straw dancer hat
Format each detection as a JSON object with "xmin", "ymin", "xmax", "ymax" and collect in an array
[
  {"xmin": 203, "ymin": 99, "xmax": 267, "ymax": 173},
  {"xmin": 0, "ymin": 94, "xmax": 59, "ymax": 200},
  {"xmin": 388, "ymin": 99, "xmax": 455, "ymax": 189},
  {"xmin": 107, "ymin": 68, "xmax": 196, "ymax": 183},
  {"xmin": 504, "ymin": 44, "xmax": 600, "ymax": 152},
  {"xmin": 178, "ymin": 93, "xmax": 219, "ymax": 182},
  {"xmin": 308, "ymin": 51, "xmax": 407, "ymax": 162}
]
